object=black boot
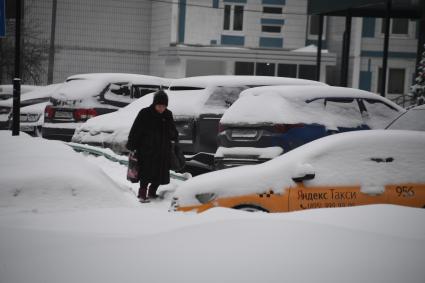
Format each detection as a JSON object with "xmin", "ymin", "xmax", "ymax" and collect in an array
[{"xmin": 138, "ymin": 186, "xmax": 149, "ymax": 203}]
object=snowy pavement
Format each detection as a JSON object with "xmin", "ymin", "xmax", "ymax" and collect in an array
[{"xmin": 0, "ymin": 131, "xmax": 424, "ymax": 283}]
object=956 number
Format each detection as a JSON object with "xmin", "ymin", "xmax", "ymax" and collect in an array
[{"xmin": 395, "ymin": 186, "xmax": 415, "ymax": 198}]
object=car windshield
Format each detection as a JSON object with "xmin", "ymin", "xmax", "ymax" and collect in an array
[{"xmin": 387, "ymin": 109, "xmax": 425, "ymax": 131}]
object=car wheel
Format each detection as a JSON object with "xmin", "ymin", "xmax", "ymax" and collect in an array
[{"xmin": 233, "ymin": 204, "xmax": 269, "ymax": 213}]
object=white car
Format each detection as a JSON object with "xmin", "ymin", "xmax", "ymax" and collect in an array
[
  {"xmin": 386, "ymin": 104, "xmax": 425, "ymax": 131},
  {"xmin": 0, "ymin": 84, "xmax": 62, "ymax": 134},
  {"xmin": 42, "ymin": 73, "xmax": 170, "ymax": 141}
]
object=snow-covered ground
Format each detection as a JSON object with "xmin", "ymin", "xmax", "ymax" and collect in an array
[{"xmin": 0, "ymin": 131, "xmax": 424, "ymax": 283}]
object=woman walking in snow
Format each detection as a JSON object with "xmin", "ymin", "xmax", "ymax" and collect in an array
[{"xmin": 126, "ymin": 90, "xmax": 178, "ymax": 202}]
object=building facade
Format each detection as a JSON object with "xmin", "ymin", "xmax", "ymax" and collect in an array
[{"xmin": 9, "ymin": 0, "xmax": 420, "ymax": 100}]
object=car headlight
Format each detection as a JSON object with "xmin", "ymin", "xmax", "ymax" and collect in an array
[
  {"xmin": 28, "ymin": 113, "xmax": 41, "ymax": 122},
  {"xmin": 195, "ymin": 193, "xmax": 217, "ymax": 204}
]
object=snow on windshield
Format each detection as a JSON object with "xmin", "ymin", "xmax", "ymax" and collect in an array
[{"xmin": 174, "ymin": 130, "xmax": 425, "ymax": 206}]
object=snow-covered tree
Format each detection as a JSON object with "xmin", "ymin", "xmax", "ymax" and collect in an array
[{"xmin": 411, "ymin": 44, "xmax": 425, "ymax": 106}]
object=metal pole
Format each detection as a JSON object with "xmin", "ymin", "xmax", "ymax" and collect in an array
[
  {"xmin": 47, "ymin": 0, "xmax": 57, "ymax": 84},
  {"xmin": 415, "ymin": 1, "xmax": 425, "ymax": 80},
  {"xmin": 381, "ymin": 0, "xmax": 391, "ymax": 97},
  {"xmin": 12, "ymin": 0, "xmax": 21, "ymax": 136},
  {"xmin": 340, "ymin": 13, "xmax": 352, "ymax": 87},
  {"xmin": 316, "ymin": 14, "xmax": 324, "ymax": 81}
]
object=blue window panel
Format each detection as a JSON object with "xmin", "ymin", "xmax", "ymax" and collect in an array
[
  {"xmin": 359, "ymin": 71, "xmax": 372, "ymax": 91},
  {"xmin": 178, "ymin": 0, "xmax": 186, "ymax": 43},
  {"xmin": 0, "ymin": 0, "xmax": 5, "ymax": 37},
  {"xmin": 261, "ymin": 18, "xmax": 285, "ymax": 25},
  {"xmin": 361, "ymin": 50, "xmax": 417, "ymax": 59},
  {"xmin": 223, "ymin": 0, "xmax": 247, "ymax": 3},
  {"xmin": 259, "ymin": 37, "xmax": 283, "ymax": 48},
  {"xmin": 212, "ymin": 0, "xmax": 219, "ymax": 8},
  {"xmin": 262, "ymin": 0, "xmax": 286, "ymax": 5},
  {"xmin": 362, "ymin": 18, "xmax": 375, "ymax": 38},
  {"xmin": 210, "ymin": 39, "xmax": 217, "ymax": 45},
  {"xmin": 221, "ymin": 35, "xmax": 245, "ymax": 46}
]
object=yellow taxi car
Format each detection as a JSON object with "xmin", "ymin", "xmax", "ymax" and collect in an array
[{"xmin": 171, "ymin": 130, "xmax": 425, "ymax": 213}]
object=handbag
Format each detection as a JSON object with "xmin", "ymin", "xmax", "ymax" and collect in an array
[
  {"xmin": 170, "ymin": 141, "xmax": 186, "ymax": 172},
  {"xmin": 127, "ymin": 151, "xmax": 140, "ymax": 183}
]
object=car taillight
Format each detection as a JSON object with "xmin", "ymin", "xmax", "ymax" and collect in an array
[
  {"xmin": 273, "ymin": 123, "xmax": 304, "ymax": 133},
  {"xmin": 44, "ymin": 105, "xmax": 55, "ymax": 119},
  {"xmin": 74, "ymin": 108, "xmax": 97, "ymax": 121}
]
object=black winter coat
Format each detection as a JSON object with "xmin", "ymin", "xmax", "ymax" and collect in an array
[{"xmin": 126, "ymin": 105, "xmax": 178, "ymax": 185}]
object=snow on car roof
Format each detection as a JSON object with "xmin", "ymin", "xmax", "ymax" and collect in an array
[
  {"xmin": 55, "ymin": 74, "xmax": 171, "ymax": 101},
  {"xmin": 0, "ymin": 83, "xmax": 62, "ymax": 107},
  {"xmin": 169, "ymin": 75, "xmax": 326, "ymax": 89},
  {"xmin": 174, "ymin": 130, "xmax": 425, "ymax": 207},
  {"xmin": 239, "ymin": 85, "xmax": 402, "ymax": 103},
  {"xmin": 52, "ymin": 79, "xmax": 109, "ymax": 101},
  {"xmin": 221, "ymin": 85, "xmax": 404, "ymax": 128},
  {"xmin": 66, "ymin": 73, "xmax": 171, "ymax": 86}
]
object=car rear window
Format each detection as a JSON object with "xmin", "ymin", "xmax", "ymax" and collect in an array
[{"xmin": 204, "ymin": 86, "xmax": 249, "ymax": 108}]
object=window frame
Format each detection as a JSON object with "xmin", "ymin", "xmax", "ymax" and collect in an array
[
  {"xmin": 223, "ymin": 4, "xmax": 245, "ymax": 31},
  {"xmin": 377, "ymin": 67, "xmax": 406, "ymax": 95}
]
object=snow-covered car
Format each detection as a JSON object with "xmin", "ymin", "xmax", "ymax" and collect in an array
[
  {"xmin": 72, "ymin": 75, "xmax": 325, "ymax": 171},
  {"xmin": 172, "ymin": 130, "xmax": 425, "ymax": 213},
  {"xmin": 0, "ymin": 131, "xmax": 136, "ymax": 213},
  {"xmin": 42, "ymin": 73, "xmax": 170, "ymax": 141},
  {"xmin": 0, "ymin": 84, "xmax": 62, "ymax": 132},
  {"xmin": 386, "ymin": 104, "xmax": 425, "ymax": 131},
  {"xmin": 215, "ymin": 85, "xmax": 404, "ymax": 169},
  {"xmin": 0, "ymin": 84, "xmax": 42, "ymax": 100}
]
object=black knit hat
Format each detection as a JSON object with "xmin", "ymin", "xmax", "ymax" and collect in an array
[{"xmin": 152, "ymin": 90, "xmax": 168, "ymax": 106}]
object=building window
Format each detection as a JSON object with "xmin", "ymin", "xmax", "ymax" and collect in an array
[
  {"xmin": 223, "ymin": 5, "xmax": 244, "ymax": 31},
  {"xmin": 278, "ymin": 64, "xmax": 297, "ymax": 78},
  {"xmin": 381, "ymin": 19, "xmax": 409, "ymax": 35},
  {"xmin": 262, "ymin": 25, "xmax": 281, "ymax": 33},
  {"xmin": 263, "ymin": 6, "xmax": 282, "ymax": 14},
  {"xmin": 223, "ymin": 5, "xmax": 231, "ymax": 30},
  {"xmin": 234, "ymin": 6, "xmax": 244, "ymax": 31},
  {"xmin": 235, "ymin": 62, "xmax": 254, "ymax": 75},
  {"xmin": 256, "ymin": 63, "xmax": 275, "ymax": 76},
  {"xmin": 298, "ymin": 65, "xmax": 317, "ymax": 80},
  {"xmin": 378, "ymin": 68, "xmax": 406, "ymax": 94}
]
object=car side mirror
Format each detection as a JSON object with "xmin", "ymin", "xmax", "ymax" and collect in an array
[{"xmin": 292, "ymin": 163, "xmax": 315, "ymax": 183}]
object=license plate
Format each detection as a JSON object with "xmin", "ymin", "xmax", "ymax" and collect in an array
[
  {"xmin": 231, "ymin": 129, "xmax": 258, "ymax": 138},
  {"xmin": 21, "ymin": 126, "xmax": 35, "ymax": 132},
  {"xmin": 55, "ymin": 111, "xmax": 73, "ymax": 119}
]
